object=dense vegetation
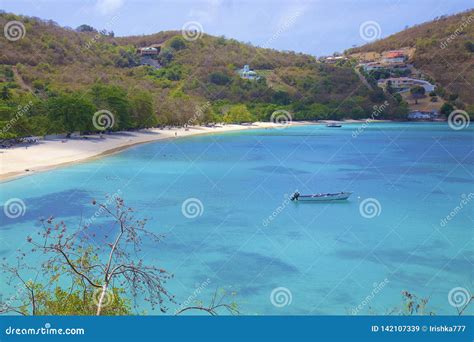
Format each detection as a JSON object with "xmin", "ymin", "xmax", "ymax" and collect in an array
[
  {"xmin": 347, "ymin": 9, "xmax": 474, "ymax": 108},
  {"xmin": 4, "ymin": 10, "xmax": 471, "ymax": 140}
]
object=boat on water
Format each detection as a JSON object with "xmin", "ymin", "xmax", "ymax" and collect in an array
[
  {"xmin": 290, "ymin": 191, "xmax": 352, "ymax": 202},
  {"xmin": 326, "ymin": 123, "xmax": 342, "ymax": 127}
]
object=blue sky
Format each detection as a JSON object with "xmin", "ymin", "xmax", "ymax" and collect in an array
[{"xmin": 1, "ymin": 0, "xmax": 472, "ymax": 55}]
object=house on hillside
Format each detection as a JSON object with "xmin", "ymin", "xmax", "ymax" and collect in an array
[
  {"xmin": 137, "ymin": 47, "xmax": 159, "ymax": 56},
  {"xmin": 361, "ymin": 61, "xmax": 409, "ymax": 73},
  {"xmin": 238, "ymin": 65, "xmax": 260, "ymax": 80},
  {"xmin": 361, "ymin": 62, "xmax": 384, "ymax": 71},
  {"xmin": 136, "ymin": 44, "xmax": 163, "ymax": 69},
  {"xmin": 382, "ymin": 56, "xmax": 405, "ymax": 64},
  {"xmin": 385, "ymin": 62, "xmax": 409, "ymax": 70},
  {"xmin": 382, "ymin": 50, "xmax": 408, "ymax": 64},
  {"xmin": 322, "ymin": 56, "xmax": 347, "ymax": 64},
  {"xmin": 378, "ymin": 77, "xmax": 435, "ymax": 93}
]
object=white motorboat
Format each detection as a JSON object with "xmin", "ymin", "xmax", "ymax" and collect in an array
[{"xmin": 290, "ymin": 191, "xmax": 352, "ymax": 201}]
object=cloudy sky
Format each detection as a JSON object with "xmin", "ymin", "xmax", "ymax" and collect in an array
[{"xmin": 1, "ymin": 0, "xmax": 472, "ymax": 56}]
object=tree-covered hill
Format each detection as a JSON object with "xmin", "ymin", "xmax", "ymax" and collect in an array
[
  {"xmin": 347, "ymin": 9, "xmax": 474, "ymax": 106},
  {"xmin": 0, "ymin": 11, "xmax": 414, "ymax": 140}
]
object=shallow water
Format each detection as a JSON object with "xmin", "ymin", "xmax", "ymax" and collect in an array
[{"xmin": 1, "ymin": 123, "xmax": 473, "ymax": 315}]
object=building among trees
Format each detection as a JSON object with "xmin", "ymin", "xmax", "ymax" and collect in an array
[{"xmin": 238, "ymin": 65, "xmax": 260, "ymax": 80}]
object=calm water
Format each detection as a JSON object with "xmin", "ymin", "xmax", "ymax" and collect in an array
[{"xmin": 1, "ymin": 123, "xmax": 473, "ymax": 315}]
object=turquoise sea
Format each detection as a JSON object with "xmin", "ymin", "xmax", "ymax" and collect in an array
[{"xmin": 1, "ymin": 123, "xmax": 473, "ymax": 315}]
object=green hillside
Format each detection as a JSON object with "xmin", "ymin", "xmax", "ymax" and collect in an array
[
  {"xmin": 347, "ymin": 9, "xmax": 474, "ymax": 106},
  {"xmin": 0, "ymin": 12, "xmax": 421, "ymax": 140}
]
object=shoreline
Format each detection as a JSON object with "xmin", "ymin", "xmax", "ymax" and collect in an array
[
  {"xmin": 0, "ymin": 122, "xmax": 309, "ymax": 182},
  {"xmin": 0, "ymin": 119, "xmax": 405, "ymax": 182}
]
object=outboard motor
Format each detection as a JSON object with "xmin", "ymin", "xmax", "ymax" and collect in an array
[{"xmin": 290, "ymin": 192, "xmax": 300, "ymax": 201}]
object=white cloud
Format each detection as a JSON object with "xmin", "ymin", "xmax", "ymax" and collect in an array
[
  {"xmin": 95, "ymin": 0, "xmax": 124, "ymax": 15},
  {"xmin": 188, "ymin": 0, "xmax": 224, "ymax": 24}
]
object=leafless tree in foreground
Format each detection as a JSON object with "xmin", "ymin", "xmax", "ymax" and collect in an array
[
  {"xmin": 1, "ymin": 196, "xmax": 239, "ymax": 316},
  {"xmin": 46, "ymin": 196, "xmax": 173, "ymax": 315},
  {"xmin": 385, "ymin": 290, "xmax": 473, "ymax": 316},
  {"xmin": 175, "ymin": 288, "xmax": 239, "ymax": 316},
  {"xmin": 2, "ymin": 196, "xmax": 174, "ymax": 315}
]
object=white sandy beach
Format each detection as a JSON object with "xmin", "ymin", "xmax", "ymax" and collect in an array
[
  {"xmin": 0, "ymin": 120, "xmax": 396, "ymax": 182},
  {"xmin": 0, "ymin": 122, "xmax": 303, "ymax": 181}
]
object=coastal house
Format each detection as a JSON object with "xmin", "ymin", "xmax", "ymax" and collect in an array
[
  {"xmin": 408, "ymin": 110, "xmax": 439, "ymax": 120},
  {"xmin": 361, "ymin": 61, "xmax": 409, "ymax": 72},
  {"xmin": 386, "ymin": 62, "xmax": 409, "ymax": 70},
  {"xmin": 361, "ymin": 62, "xmax": 384, "ymax": 71},
  {"xmin": 323, "ymin": 56, "xmax": 347, "ymax": 64},
  {"xmin": 381, "ymin": 50, "xmax": 407, "ymax": 64},
  {"xmin": 136, "ymin": 44, "xmax": 163, "ymax": 68},
  {"xmin": 378, "ymin": 77, "xmax": 435, "ymax": 93},
  {"xmin": 382, "ymin": 56, "xmax": 405, "ymax": 64},
  {"xmin": 137, "ymin": 47, "xmax": 159, "ymax": 56},
  {"xmin": 238, "ymin": 65, "xmax": 260, "ymax": 80}
]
